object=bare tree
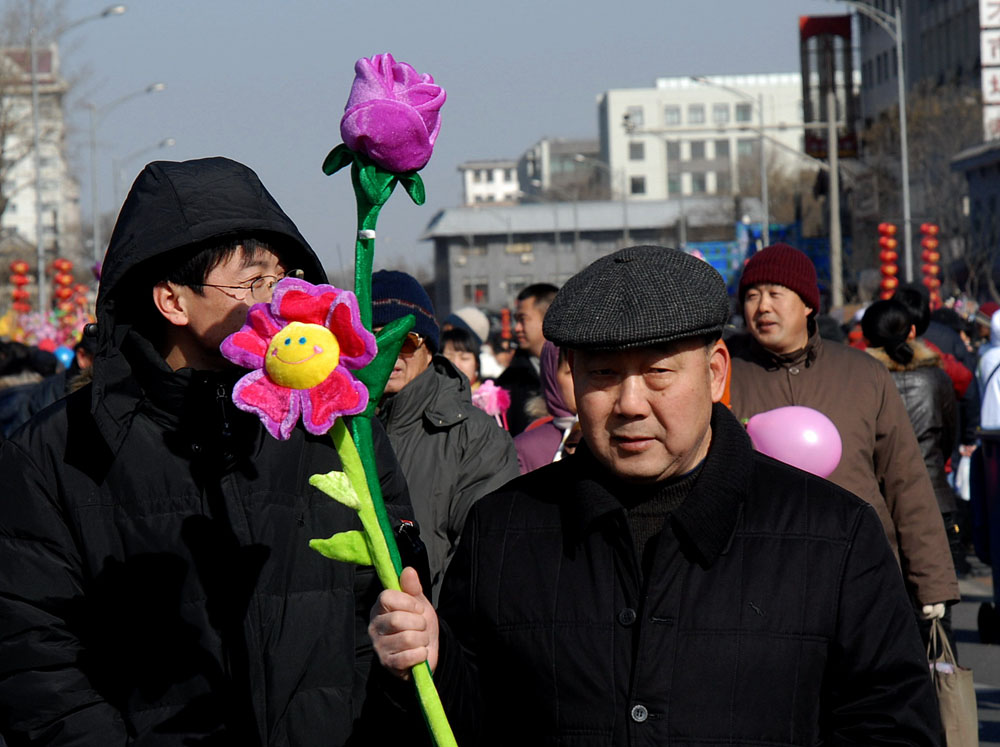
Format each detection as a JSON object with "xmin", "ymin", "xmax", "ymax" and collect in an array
[{"xmin": 0, "ymin": 0, "xmax": 68, "ymax": 225}]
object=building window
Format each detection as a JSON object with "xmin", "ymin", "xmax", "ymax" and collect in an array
[
  {"xmin": 688, "ymin": 104, "xmax": 705, "ymax": 124},
  {"xmin": 667, "ymin": 174, "xmax": 681, "ymax": 195},
  {"xmin": 712, "ymin": 103, "xmax": 730, "ymax": 124},
  {"xmin": 629, "ymin": 141, "xmax": 645, "ymax": 161},
  {"xmin": 737, "ymin": 138, "xmax": 755, "ymax": 156},
  {"xmin": 473, "ymin": 170, "xmax": 483, "ymax": 183},
  {"xmin": 486, "ymin": 170, "xmax": 495, "ymax": 183},
  {"xmin": 463, "ymin": 278, "xmax": 489, "ymax": 305},
  {"xmin": 735, "ymin": 103, "xmax": 753, "ymax": 123},
  {"xmin": 666, "ymin": 141, "xmax": 681, "ymax": 162},
  {"xmin": 714, "ymin": 139, "xmax": 730, "ymax": 158},
  {"xmin": 691, "ymin": 173, "xmax": 707, "ymax": 194},
  {"xmin": 689, "ymin": 140, "xmax": 705, "ymax": 160},
  {"xmin": 664, "ymin": 105, "xmax": 681, "ymax": 125},
  {"xmin": 630, "ymin": 176, "xmax": 646, "ymax": 195},
  {"xmin": 504, "ymin": 168, "xmax": 514, "ymax": 182},
  {"xmin": 626, "ymin": 106, "xmax": 645, "ymax": 128},
  {"xmin": 716, "ymin": 171, "xmax": 732, "ymax": 194}
]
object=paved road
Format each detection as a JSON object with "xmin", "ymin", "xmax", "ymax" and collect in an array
[{"xmin": 955, "ymin": 570, "xmax": 1000, "ymax": 744}]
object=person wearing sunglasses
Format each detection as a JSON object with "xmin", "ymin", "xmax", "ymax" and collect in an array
[
  {"xmin": 0, "ymin": 157, "xmax": 413, "ymax": 746},
  {"xmin": 372, "ymin": 270, "xmax": 519, "ymax": 602}
]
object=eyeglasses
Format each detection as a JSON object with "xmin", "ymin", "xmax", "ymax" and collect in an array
[
  {"xmin": 399, "ymin": 332, "xmax": 426, "ymax": 357},
  {"xmin": 198, "ymin": 268, "xmax": 304, "ymax": 302}
]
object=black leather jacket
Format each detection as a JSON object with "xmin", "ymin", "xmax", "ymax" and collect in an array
[{"xmin": 868, "ymin": 341, "xmax": 958, "ymax": 514}]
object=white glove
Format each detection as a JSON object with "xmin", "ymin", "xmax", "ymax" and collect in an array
[{"xmin": 920, "ymin": 603, "xmax": 946, "ymax": 620}]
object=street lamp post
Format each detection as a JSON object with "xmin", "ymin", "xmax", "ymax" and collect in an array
[
  {"xmin": 87, "ymin": 82, "xmax": 167, "ymax": 263},
  {"xmin": 841, "ymin": 0, "xmax": 912, "ymax": 282},
  {"xmin": 574, "ymin": 154, "xmax": 628, "ymax": 244},
  {"xmin": 28, "ymin": 3, "xmax": 126, "ymax": 310},
  {"xmin": 690, "ymin": 76, "xmax": 769, "ymax": 246}
]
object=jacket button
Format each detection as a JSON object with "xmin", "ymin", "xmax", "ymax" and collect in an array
[
  {"xmin": 617, "ymin": 607, "xmax": 637, "ymax": 626},
  {"xmin": 789, "ymin": 366, "xmax": 800, "ymax": 375},
  {"xmin": 631, "ymin": 704, "xmax": 648, "ymax": 723},
  {"xmin": 191, "ymin": 443, "xmax": 202, "ymax": 454}
]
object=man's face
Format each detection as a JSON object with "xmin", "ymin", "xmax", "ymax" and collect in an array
[
  {"xmin": 383, "ymin": 332, "xmax": 434, "ymax": 395},
  {"xmin": 515, "ymin": 297, "xmax": 547, "ymax": 357},
  {"xmin": 572, "ymin": 339, "xmax": 728, "ymax": 484},
  {"xmin": 168, "ymin": 246, "xmax": 286, "ymax": 369},
  {"xmin": 743, "ymin": 283, "xmax": 813, "ymax": 356}
]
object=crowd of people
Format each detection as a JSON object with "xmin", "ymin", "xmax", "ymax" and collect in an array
[{"xmin": 0, "ymin": 155, "xmax": 995, "ymax": 744}]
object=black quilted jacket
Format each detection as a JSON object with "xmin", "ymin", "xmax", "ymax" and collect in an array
[
  {"xmin": 367, "ymin": 403, "xmax": 943, "ymax": 746},
  {"xmin": 0, "ymin": 158, "xmax": 411, "ymax": 746}
]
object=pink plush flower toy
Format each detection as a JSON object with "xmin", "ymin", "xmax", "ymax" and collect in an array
[{"xmin": 221, "ymin": 278, "xmax": 376, "ymax": 440}]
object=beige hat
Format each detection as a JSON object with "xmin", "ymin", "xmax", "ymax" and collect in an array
[{"xmin": 445, "ymin": 306, "xmax": 491, "ymax": 346}]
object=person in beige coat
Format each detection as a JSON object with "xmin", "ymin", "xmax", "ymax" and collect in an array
[{"xmin": 729, "ymin": 243, "xmax": 958, "ymax": 619}]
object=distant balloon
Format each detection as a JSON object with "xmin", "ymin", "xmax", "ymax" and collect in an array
[
  {"xmin": 54, "ymin": 345, "xmax": 74, "ymax": 369},
  {"xmin": 746, "ymin": 406, "xmax": 842, "ymax": 478}
]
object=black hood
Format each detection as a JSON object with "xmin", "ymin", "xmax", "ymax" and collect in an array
[{"xmin": 90, "ymin": 156, "xmax": 326, "ymax": 455}]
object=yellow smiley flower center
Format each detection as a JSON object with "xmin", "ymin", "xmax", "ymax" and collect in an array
[{"xmin": 265, "ymin": 321, "xmax": 341, "ymax": 390}]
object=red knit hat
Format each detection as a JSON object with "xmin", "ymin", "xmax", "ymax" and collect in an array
[{"xmin": 738, "ymin": 242, "xmax": 820, "ymax": 312}]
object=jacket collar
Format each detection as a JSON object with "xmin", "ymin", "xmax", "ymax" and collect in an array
[
  {"xmin": 91, "ymin": 326, "xmax": 246, "ymax": 455},
  {"xmin": 565, "ymin": 402, "xmax": 753, "ymax": 567},
  {"xmin": 379, "ymin": 355, "xmax": 472, "ymax": 431},
  {"xmin": 747, "ymin": 320, "xmax": 821, "ymax": 370}
]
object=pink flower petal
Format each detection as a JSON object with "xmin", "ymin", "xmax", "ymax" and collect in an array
[
  {"xmin": 232, "ymin": 369, "xmax": 300, "ymax": 440},
  {"xmin": 300, "ymin": 368, "xmax": 368, "ymax": 435},
  {"xmin": 328, "ymin": 299, "xmax": 376, "ymax": 368},
  {"xmin": 221, "ymin": 305, "xmax": 281, "ymax": 369}
]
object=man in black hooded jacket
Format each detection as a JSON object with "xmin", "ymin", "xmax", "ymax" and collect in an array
[{"xmin": 0, "ymin": 157, "xmax": 412, "ymax": 746}]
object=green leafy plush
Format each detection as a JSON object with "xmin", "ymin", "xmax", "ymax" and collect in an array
[{"xmin": 319, "ymin": 141, "xmax": 457, "ymax": 747}]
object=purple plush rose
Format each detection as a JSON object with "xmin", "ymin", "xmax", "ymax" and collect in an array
[{"xmin": 340, "ymin": 53, "xmax": 446, "ymax": 173}]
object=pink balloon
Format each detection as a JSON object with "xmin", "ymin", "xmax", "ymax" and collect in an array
[{"xmin": 745, "ymin": 406, "xmax": 842, "ymax": 478}]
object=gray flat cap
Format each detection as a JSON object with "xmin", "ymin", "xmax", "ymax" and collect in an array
[{"xmin": 543, "ymin": 245, "xmax": 729, "ymax": 350}]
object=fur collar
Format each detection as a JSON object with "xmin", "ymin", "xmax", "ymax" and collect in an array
[{"xmin": 865, "ymin": 339, "xmax": 941, "ymax": 372}]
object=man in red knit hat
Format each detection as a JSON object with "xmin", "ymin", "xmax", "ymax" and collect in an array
[{"xmin": 729, "ymin": 242, "xmax": 958, "ymax": 639}]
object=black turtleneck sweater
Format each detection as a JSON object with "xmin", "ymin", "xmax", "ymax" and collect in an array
[{"xmin": 617, "ymin": 462, "xmax": 704, "ymax": 572}]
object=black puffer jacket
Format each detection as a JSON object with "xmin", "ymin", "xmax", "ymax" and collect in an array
[
  {"xmin": 366, "ymin": 404, "xmax": 942, "ymax": 745},
  {"xmin": 868, "ymin": 341, "xmax": 958, "ymax": 514},
  {"xmin": 0, "ymin": 158, "xmax": 411, "ymax": 746}
]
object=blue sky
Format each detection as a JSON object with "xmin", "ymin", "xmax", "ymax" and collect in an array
[{"xmin": 57, "ymin": 0, "xmax": 843, "ymax": 275}]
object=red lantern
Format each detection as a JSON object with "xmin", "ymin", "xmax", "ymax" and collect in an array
[
  {"xmin": 10, "ymin": 260, "xmax": 29, "ymax": 275},
  {"xmin": 11, "ymin": 288, "xmax": 29, "ymax": 301},
  {"xmin": 11, "ymin": 275, "xmax": 29, "ymax": 286},
  {"xmin": 878, "ymin": 222, "xmax": 898, "ymax": 236},
  {"xmin": 882, "ymin": 264, "xmax": 899, "ymax": 277},
  {"xmin": 880, "ymin": 249, "xmax": 899, "ymax": 263},
  {"xmin": 54, "ymin": 287, "xmax": 73, "ymax": 300}
]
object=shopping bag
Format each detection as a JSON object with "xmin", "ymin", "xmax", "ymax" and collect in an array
[{"xmin": 928, "ymin": 618, "xmax": 978, "ymax": 747}]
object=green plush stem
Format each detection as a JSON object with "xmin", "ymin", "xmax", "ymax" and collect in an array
[
  {"xmin": 413, "ymin": 662, "xmax": 456, "ymax": 746},
  {"xmin": 326, "ymin": 145, "xmax": 457, "ymax": 747},
  {"xmin": 343, "ymin": 416, "xmax": 403, "ymax": 580},
  {"xmin": 354, "ymin": 198, "xmax": 381, "ymax": 330}
]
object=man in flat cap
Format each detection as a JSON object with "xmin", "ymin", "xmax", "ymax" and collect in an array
[{"xmin": 364, "ymin": 246, "xmax": 940, "ymax": 745}]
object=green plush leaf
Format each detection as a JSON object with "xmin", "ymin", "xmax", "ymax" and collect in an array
[
  {"xmin": 322, "ymin": 144, "xmax": 355, "ymax": 176},
  {"xmin": 354, "ymin": 315, "xmax": 415, "ymax": 404},
  {"xmin": 358, "ymin": 162, "xmax": 397, "ymax": 205},
  {"xmin": 399, "ymin": 172, "xmax": 426, "ymax": 206},
  {"xmin": 309, "ymin": 531, "xmax": 372, "ymax": 565},
  {"xmin": 309, "ymin": 470, "xmax": 360, "ymax": 511}
]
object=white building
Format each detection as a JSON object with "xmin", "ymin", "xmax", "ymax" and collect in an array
[
  {"xmin": 597, "ymin": 73, "xmax": 806, "ymax": 202},
  {"xmin": 457, "ymin": 159, "xmax": 519, "ymax": 205},
  {"xmin": 0, "ymin": 44, "xmax": 83, "ymax": 269}
]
